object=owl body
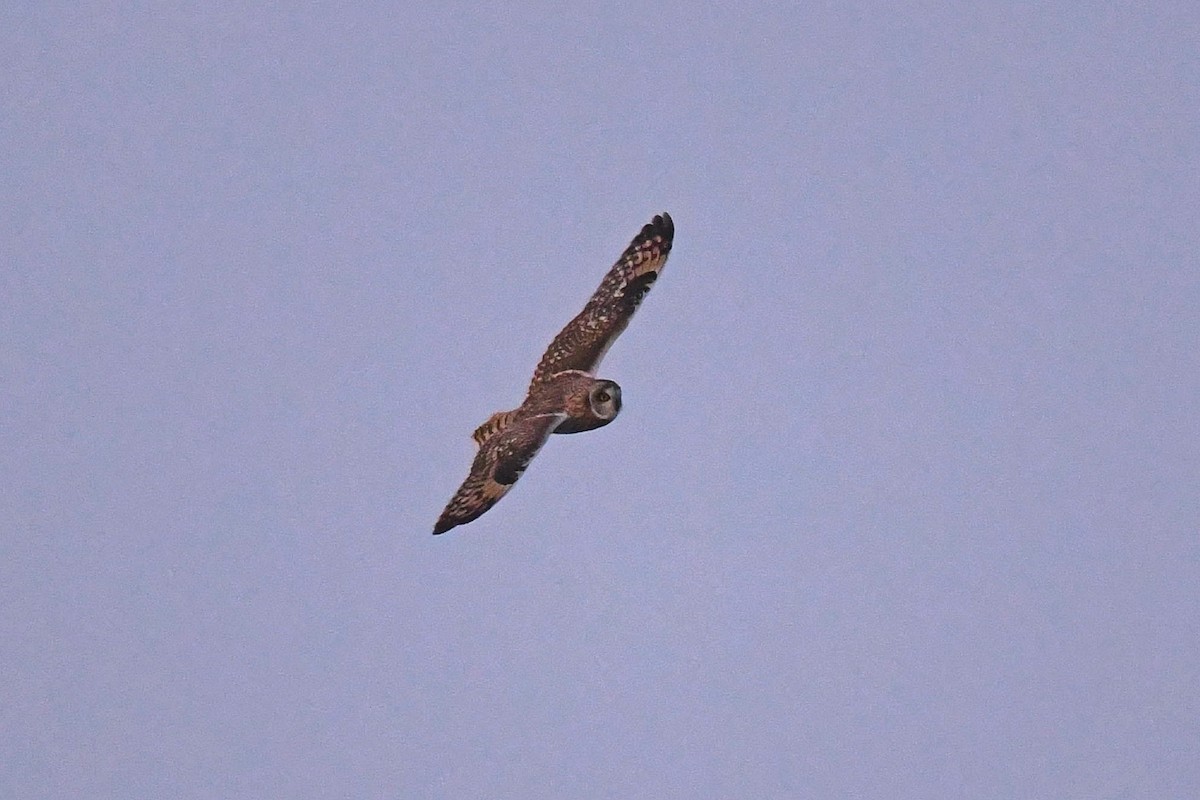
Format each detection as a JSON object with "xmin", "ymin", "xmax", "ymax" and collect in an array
[
  {"xmin": 434, "ymin": 213, "xmax": 673, "ymax": 535},
  {"xmin": 539, "ymin": 371, "xmax": 621, "ymax": 435},
  {"xmin": 473, "ymin": 372, "xmax": 620, "ymax": 443}
]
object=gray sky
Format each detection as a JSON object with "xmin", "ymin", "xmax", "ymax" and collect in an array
[{"xmin": 3, "ymin": 3, "xmax": 1198, "ymax": 798}]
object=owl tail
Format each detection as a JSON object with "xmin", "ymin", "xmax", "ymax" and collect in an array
[{"xmin": 471, "ymin": 409, "xmax": 519, "ymax": 447}]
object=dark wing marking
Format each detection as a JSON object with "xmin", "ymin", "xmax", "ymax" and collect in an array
[
  {"xmin": 433, "ymin": 412, "xmax": 565, "ymax": 534},
  {"xmin": 529, "ymin": 213, "xmax": 673, "ymax": 390}
]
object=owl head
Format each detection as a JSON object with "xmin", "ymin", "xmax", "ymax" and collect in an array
[{"xmin": 588, "ymin": 379, "xmax": 622, "ymax": 421}]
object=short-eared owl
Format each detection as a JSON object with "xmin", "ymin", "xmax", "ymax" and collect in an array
[{"xmin": 434, "ymin": 213, "xmax": 674, "ymax": 534}]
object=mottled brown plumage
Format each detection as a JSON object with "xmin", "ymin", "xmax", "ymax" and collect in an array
[
  {"xmin": 529, "ymin": 213, "xmax": 674, "ymax": 390},
  {"xmin": 434, "ymin": 213, "xmax": 674, "ymax": 535},
  {"xmin": 433, "ymin": 411, "xmax": 565, "ymax": 535}
]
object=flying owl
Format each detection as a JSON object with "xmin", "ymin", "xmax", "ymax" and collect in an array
[{"xmin": 433, "ymin": 212, "xmax": 675, "ymax": 535}]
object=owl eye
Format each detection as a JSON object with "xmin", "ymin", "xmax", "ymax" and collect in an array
[{"xmin": 595, "ymin": 390, "xmax": 610, "ymax": 404}]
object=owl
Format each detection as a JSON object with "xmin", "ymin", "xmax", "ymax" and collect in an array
[{"xmin": 433, "ymin": 212, "xmax": 674, "ymax": 534}]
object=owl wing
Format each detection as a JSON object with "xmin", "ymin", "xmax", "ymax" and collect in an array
[
  {"xmin": 433, "ymin": 412, "xmax": 566, "ymax": 534},
  {"xmin": 529, "ymin": 213, "xmax": 673, "ymax": 390}
]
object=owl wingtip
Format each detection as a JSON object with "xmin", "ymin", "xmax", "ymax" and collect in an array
[{"xmin": 638, "ymin": 212, "xmax": 673, "ymax": 245}]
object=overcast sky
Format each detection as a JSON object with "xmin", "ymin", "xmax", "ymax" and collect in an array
[{"xmin": 3, "ymin": 3, "xmax": 1198, "ymax": 798}]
